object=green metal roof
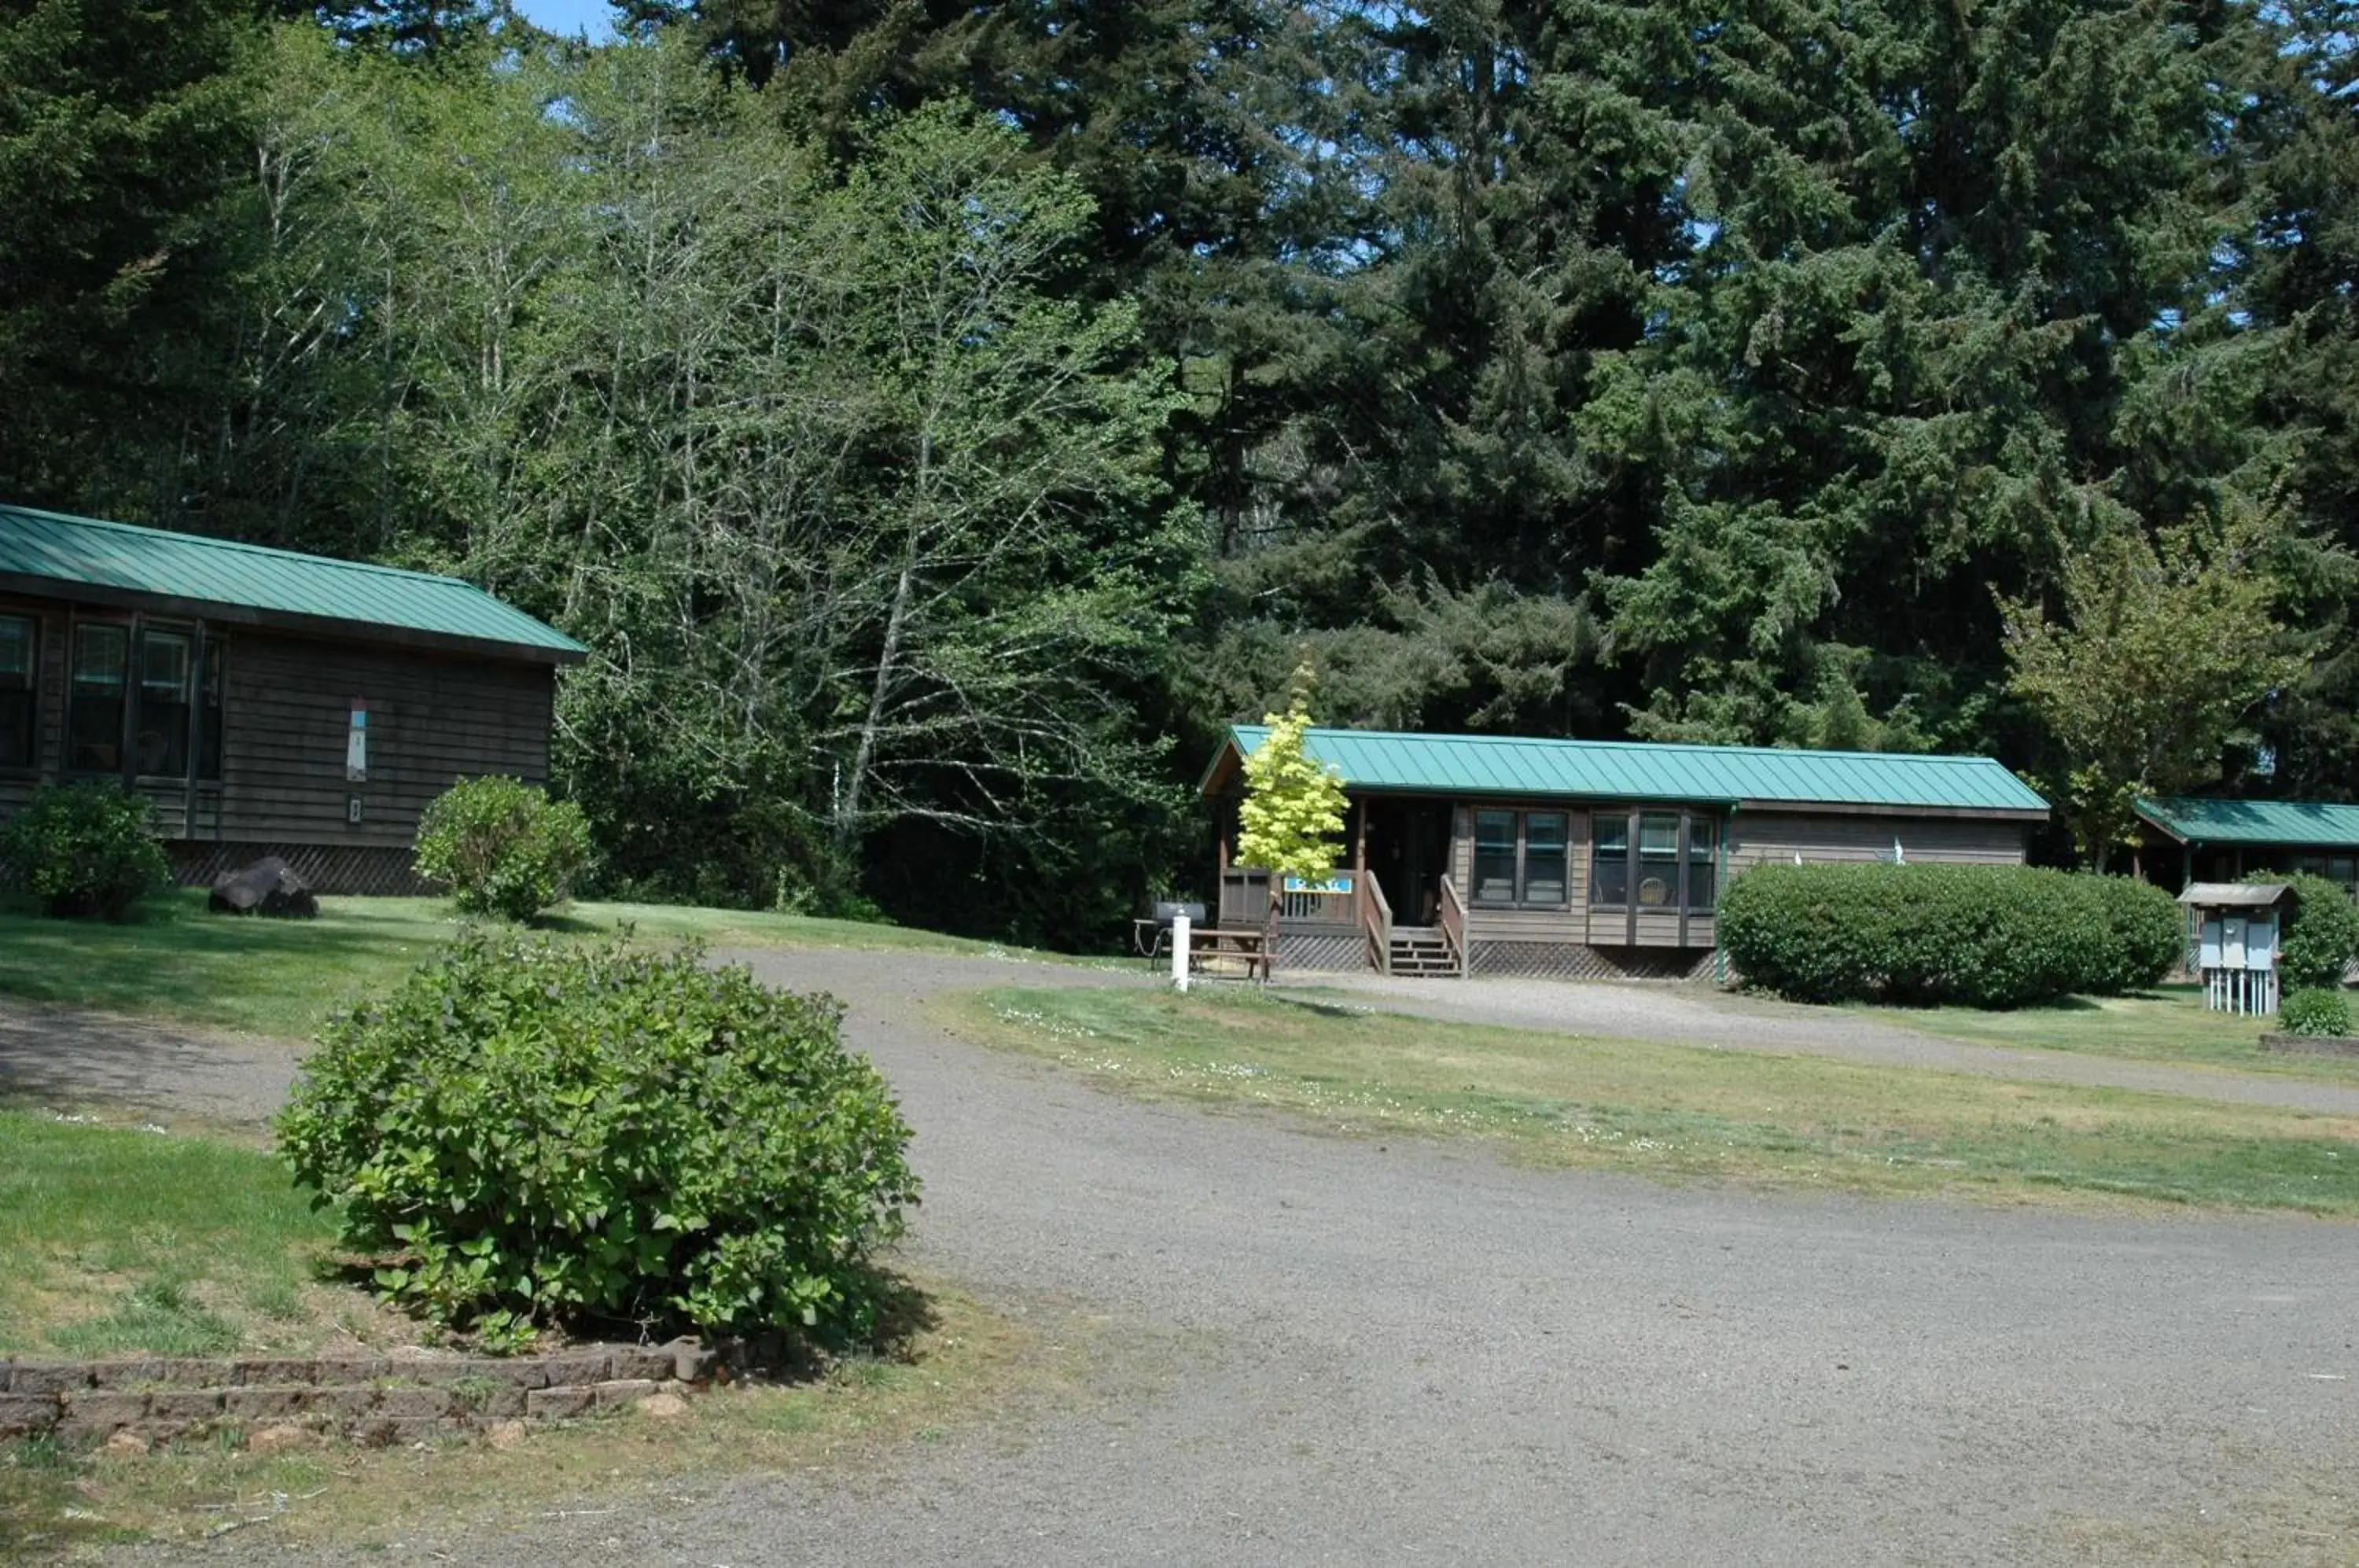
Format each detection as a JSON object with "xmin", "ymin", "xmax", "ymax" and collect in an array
[
  {"xmin": 1212, "ymin": 726, "xmax": 2050, "ymax": 815},
  {"xmin": 2136, "ymin": 796, "xmax": 2359, "ymax": 848},
  {"xmin": 0, "ymin": 502, "xmax": 587, "ymax": 661}
]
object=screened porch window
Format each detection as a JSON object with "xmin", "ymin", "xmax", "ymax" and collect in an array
[
  {"xmin": 1590, "ymin": 815, "xmax": 1629, "ymax": 906},
  {"xmin": 1472, "ymin": 809, "xmax": 1572, "ymax": 907},
  {"xmin": 1591, "ymin": 810, "xmax": 1720, "ymax": 911},
  {"xmin": 0, "ymin": 615, "xmax": 32, "ymax": 768},
  {"xmin": 68, "ymin": 624, "xmax": 128, "ymax": 772},
  {"xmin": 134, "ymin": 628, "xmax": 192, "ymax": 778}
]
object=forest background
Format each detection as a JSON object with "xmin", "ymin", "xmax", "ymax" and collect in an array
[{"xmin": 6, "ymin": 0, "xmax": 2357, "ymax": 944}]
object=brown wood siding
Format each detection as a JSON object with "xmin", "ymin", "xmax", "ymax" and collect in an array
[
  {"xmin": 217, "ymin": 631, "xmax": 554, "ymax": 848},
  {"xmin": 1728, "ymin": 812, "xmax": 2026, "ymax": 870},
  {"xmin": 0, "ymin": 589, "xmax": 555, "ymax": 852}
]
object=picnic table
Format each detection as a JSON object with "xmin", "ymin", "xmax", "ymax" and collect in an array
[{"xmin": 1187, "ymin": 926, "xmax": 1268, "ymax": 980}]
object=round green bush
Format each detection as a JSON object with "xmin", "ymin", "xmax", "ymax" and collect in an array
[
  {"xmin": 2279, "ymin": 986, "xmax": 2351, "ymax": 1037},
  {"xmin": 275, "ymin": 930, "xmax": 918, "ymax": 1347},
  {"xmin": 413, "ymin": 775, "xmax": 594, "ymax": 922},
  {"xmin": 2069, "ymin": 873, "xmax": 2182, "ymax": 996},
  {"xmin": 1719, "ymin": 863, "xmax": 2170, "ymax": 1009},
  {"xmin": 2258, "ymin": 872, "xmax": 2359, "ymax": 992},
  {"xmin": 0, "ymin": 782, "xmax": 171, "ymax": 920}
]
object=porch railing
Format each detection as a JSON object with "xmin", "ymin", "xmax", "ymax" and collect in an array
[
  {"xmin": 1437, "ymin": 874, "xmax": 1468, "ymax": 977},
  {"xmin": 1362, "ymin": 872, "xmax": 1393, "ymax": 976},
  {"xmin": 1218, "ymin": 867, "xmax": 1360, "ymax": 929}
]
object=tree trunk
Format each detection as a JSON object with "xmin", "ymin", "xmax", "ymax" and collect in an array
[{"xmin": 1264, "ymin": 886, "xmax": 1279, "ymax": 985}]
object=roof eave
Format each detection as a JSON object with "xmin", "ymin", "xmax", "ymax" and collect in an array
[{"xmin": 0, "ymin": 572, "xmax": 587, "ymax": 666}]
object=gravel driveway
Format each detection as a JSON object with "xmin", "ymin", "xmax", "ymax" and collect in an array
[{"xmin": 153, "ymin": 948, "xmax": 2354, "ymax": 1568}]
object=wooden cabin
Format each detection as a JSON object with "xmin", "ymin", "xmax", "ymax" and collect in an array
[
  {"xmin": 0, "ymin": 502, "xmax": 586, "ymax": 894},
  {"xmin": 2135, "ymin": 797, "xmax": 2359, "ymax": 897},
  {"xmin": 1200, "ymin": 727, "xmax": 2051, "ymax": 978}
]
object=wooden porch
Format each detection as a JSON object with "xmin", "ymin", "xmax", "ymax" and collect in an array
[{"xmin": 1216, "ymin": 866, "xmax": 1468, "ymax": 977}]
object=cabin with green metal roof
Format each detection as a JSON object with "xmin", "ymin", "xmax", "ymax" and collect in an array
[
  {"xmin": 0, "ymin": 502, "xmax": 586, "ymax": 893},
  {"xmin": 1199, "ymin": 726, "xmax": 2050, "ymax": 978},
  {"xmin": 2135, "ymin": 796, "xmax": 2359, "ymax": 896}
]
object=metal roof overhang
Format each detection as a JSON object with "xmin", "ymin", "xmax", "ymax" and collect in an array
[
  {"xmin": 0, "ymin": 571, "xmax": 588, "ymax": 666},
  {"xmin": 2177, "ymin": 882, "xmax": 2291, "ymax": 907},
  {"xmin": 1198, "ymin": 733, "xmax": 2048, "ymax": 821}
]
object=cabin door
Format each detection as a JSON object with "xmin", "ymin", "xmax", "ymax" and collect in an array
[{"xmin": 1368, "ymin": 798, "xmax": 1451, "ymax": 927}]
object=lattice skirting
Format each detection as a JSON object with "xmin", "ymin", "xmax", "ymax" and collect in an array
[
  {"xmin": 1469, "ymin": 941, "xmax": 1717, "ymax": 982},
  {"xmin": 169, "ymin": 841, "xmax": 429, "ymax": 898},
  {"xmin": 1270, "ymin": 932, "xmax": 1366, "ymax": 974}
]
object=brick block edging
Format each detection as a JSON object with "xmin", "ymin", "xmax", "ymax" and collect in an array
[
  {"xmin": 0, "ymin": 1339, "xmax": 717, "ymax": 1450},
  {"xmin": 2259, "ymin": 1031, "xmax": 2359, "ymax": 1058}
]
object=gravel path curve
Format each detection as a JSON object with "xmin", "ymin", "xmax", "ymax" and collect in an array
[
  {"xmin": 164, "ymin": 948, "xmax": 2356, "ymax": 1568},
  {"xmin": 1301, "ymin": 971, "xmax": 2359, "ymax": 1116}
]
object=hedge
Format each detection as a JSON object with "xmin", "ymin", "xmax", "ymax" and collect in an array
[{"xmin": 1718, "ymin": 863, "xmax": 2180, "ymax": 1009}]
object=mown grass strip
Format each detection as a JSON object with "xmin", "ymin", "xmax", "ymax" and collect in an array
[
  {"xmin": 0, "ymin": 1110, "xmax": 351, "ymax": 1359},
  {"xmin": 1860, "ymin": 985, "xmax": 2359, "ymax": 1084},
  {"xmin": 944, "ymin": 985, "xmax": 2359, "ymax": 1214},
  {"xmin": 0, "ymin": 889, "xmax": 1067, "ymax": 1041}
]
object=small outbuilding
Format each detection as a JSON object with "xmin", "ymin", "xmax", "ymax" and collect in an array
[
  {"xmin": 1199, "ymin": 726, "xmax": 2051, "ymax": 978},
  {"xmin": 2136, "ymin": 796, "xmax": 2359, "ymax": 897},
  {"xmin": 0, "ymin": 502, "xmax": 587, "ymax": 893}
]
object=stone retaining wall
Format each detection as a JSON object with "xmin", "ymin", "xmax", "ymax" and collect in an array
[{"xmin": 0, "ymin": 1342, "xmax": 715, "ymax": 1451}]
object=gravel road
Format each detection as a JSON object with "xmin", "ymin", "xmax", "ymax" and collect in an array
[{"xmin": 159, "ymin": 948, "xmax": 2354, "ymax": 1567}]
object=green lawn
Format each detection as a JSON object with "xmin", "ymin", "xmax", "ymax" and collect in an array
[
  {"xmin": 0, "ymin": 889, "xmax": 1066, "ymax": 1040},
  {"xmin": 1860, "ymin": 985, "xmax": 2359, "ymax": 1083},
  {"xmin": 945, "ymin": 985, "xmax": 2359, "ymax": 1215},
  {"xmin": 0, "ymin": 1109, "xmax": 358, "ymax": 1359}
]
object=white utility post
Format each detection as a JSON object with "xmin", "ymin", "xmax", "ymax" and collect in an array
[{"xmin": 1170, "ymin": 911, "xmax": 1191, "ymax": 992}]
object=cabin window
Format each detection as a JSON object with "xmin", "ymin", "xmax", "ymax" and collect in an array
[
  {"xmin": 1472, "ymin": 809, "xmax": 1573, "ymax": 907},
  {"xmin": 134, "ymin": 628, "xmax": 193, "ymax": 778},
  {"xmin": 1524, "ymin": 813, "xmax": 1568, "ymax": 904},
  {"xmin": 1636, "ymin": 814, "xmax": 1680, "ymax": 906},
  {"xmin": 68, "ymin": 624, "xmax": 129, "ymax": 773},
  {"xmin": 0, "ymin": 615, "xmax": 32, "ymax": 769},
  {"xmin": 1591, "ymin": 809, "xmax": 1720, "ymax": 911},
  {"xmin": 1473, "ymin": 811, "xmax": 1518, "ymax": 903},
  {"xmin": 1590, "ymin": 815, "xmax": 1630, "ymax": 906},
  {"xmin": 1687, "ymin": 818, "xmax": 1718, "ymax": 908}
]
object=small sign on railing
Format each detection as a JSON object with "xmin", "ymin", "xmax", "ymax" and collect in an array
[{"xmin": 1281, "ymin": 872, "xmax": 1355, "ymax": 896}]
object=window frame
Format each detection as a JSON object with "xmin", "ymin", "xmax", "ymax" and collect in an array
[
  {"xmin": 131, "ymin": 622, "xmax": 196, "ymax": 781},
  {"xmin": 62, "ymin": 613, "xmax": 227, "ymax": 788},
  {"xmin": 1467, "ymin": 806, "xmax": 1576, "ymax": 911},
  {"xmin": 1587, "ymin": 806, "xmax": 1724, "ymax": 915},
  {"xmin": 66, "ymin": 620, "xmax": 131, "ymax": 778},
  {"xmin": 0, "ymin": 611, "xmax": 35, "ymax": 774}
]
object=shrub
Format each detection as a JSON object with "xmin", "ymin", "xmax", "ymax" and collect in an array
[
  {"xmin": 275, "ymin": 929, "xmax": 918, "ymax": 1347},
  {"xmin": 2279, "ymin": 986, "xmax": 2351, "ymax": 1037},
  {"xmin": 2256, "ymin": 871, "xmax": 2359, "ymax": 992},
  {"xmin": 0, "ymin": 783, "xmax": 171, "ymax": 920},
  {"xmin": 2070, "ymin": 874, "xmax": 2182, "ymax": 995},
  {"xmin": 1719, "ymin": 863, "xmax": 2171, "ymax": 1010},
  {"xmin": 412, "ymin": 776, "xmax": 593, "ymax": 922}
]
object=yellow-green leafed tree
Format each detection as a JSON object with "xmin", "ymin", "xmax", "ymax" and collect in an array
[{"xmin": 1237, "ymin": 666, "xmax": 1349, "ymax": 980}]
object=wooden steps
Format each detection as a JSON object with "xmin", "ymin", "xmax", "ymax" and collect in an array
[{"xmin": 1388, "ymin": 926, "xmax": 1460, "ymax": 977}]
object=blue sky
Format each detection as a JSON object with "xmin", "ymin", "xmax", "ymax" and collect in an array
[{"xmin": 513, "ymin": 0, "xmax": 618, "ymax": 39}]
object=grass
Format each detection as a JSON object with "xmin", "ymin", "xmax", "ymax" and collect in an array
[
  {"xmin": 944, "ymin": 985, "xmax": 2359, "ymax": 1214},
  {"xmin": 1860, "ymin": 984, "xmax": 2359, "ymax": 1083},
  {"xmin": 0, "ymin": 889, "xmax": 1069, "ymax": 1041},
  {"xmin": 0, "ymin": 1107, "xmax": 377, "ymax": 1360},
  {"xmin": 0, "ymin": 1280, "xmax": 1055, "ymax": 1562}
]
